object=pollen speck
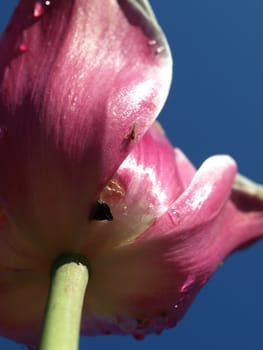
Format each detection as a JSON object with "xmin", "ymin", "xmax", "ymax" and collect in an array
[
  {"xmin": 101, "ymin": 178, "xmax": 125, "ymax": 202},
  {"xmin": 18, "ymin": 44, "xmax": 29, "ymax": 53},
  {"xmin": 33, "ymin": 2, "xmax": 44, "ymax": 18}
]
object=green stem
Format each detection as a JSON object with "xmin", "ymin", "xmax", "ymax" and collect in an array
[{"xmin": 38, "ymin": 254, "xmax": 89, "ymax": 350}]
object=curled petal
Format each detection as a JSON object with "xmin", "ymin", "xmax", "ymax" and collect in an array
[
  {"xmin": 172, "ymin": 155, "xmax": 237, "ymax": 230},
  {"xmin": 142, "ymin": 155, "xmax": 237, "ymax": 241}
]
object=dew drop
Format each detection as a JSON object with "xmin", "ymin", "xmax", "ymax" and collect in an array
[
  {"xmin": 69, "ymin": 94, "xmax": 78, "ymax": 112},
  {"xmin": 33, "ymin": 2, "xmax": 45, "ymax": 18},
  {"xmin": 147, "ymin": 39, "xmax": 165, "ymax": 56},
  {"xmin": 168, "ymin": 206, "xmax": 181, "ymax": 224},
  {"xmin": 18, "ymin": 44, "xmax": 29, "ymax": 53},
  {"xmin": 155, "ymin": 46, "xmax": 164, "ymax": 55},
  {"xmin": 180, "ymin": 274, "xmax": 196, "ymax": 293},
  {"xmin": 132, "ymin": 333, "xmax": 145, "ymax": 341},
  {"xmin": 148, "ymin": 39, "xmax": 157, "ymax": 46},
  {"xmin": 33, "ymin": 0, "xmax": 51, "ymax": 18}
]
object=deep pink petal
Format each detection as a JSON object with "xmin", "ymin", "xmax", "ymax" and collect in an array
[{"xmin": 0, "ymin": 0, "xmax": 172, "ymax": 236}]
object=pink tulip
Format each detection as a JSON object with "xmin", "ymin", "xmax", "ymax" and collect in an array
[{"xmin": 1, "ymin": 0, "xmax": 263, "ymax": 348}]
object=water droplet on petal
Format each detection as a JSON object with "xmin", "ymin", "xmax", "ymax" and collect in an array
[
  {"xmin": 168, "ymin": 206, "xmax": 181, "ymax": 224},
  {"xmin": 148, "ymin": 39, "xmax": 157, "ymax": 46},
  {"xmin": 45, "ymin": 0, "xmax": 51, "ymax": 5},
  {"xmin": 147, "ymin": 39, "xmax": 165, "ymax": 56},
  {"xmin": 18, "ymin": 44, "xmax": 29, "ymax": 53},
  {"xmin": 155, "ymin": 46, "xmax": 164, "ymax": 55},
  {"xmin": 180, "ymin": 274, "xmax": 196, "ymax": 293},
  {"xmin": 132, "ymin": 333, "xmax": 145, "ymax": 341},
  {"xmin": 69, "ymin": 95, "xmax": 78, "ymax": 112},
  {"xmin": 33, "ymin": 2, "xmax": 45, "ymax": 18}
]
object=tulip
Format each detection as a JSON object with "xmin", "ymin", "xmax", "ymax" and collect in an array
[{"xmin": 1, "ymin": 1, "xmax": 263, "ymax": 350}]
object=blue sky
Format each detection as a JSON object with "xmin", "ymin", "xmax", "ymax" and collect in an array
[{"xmin": 1, "ymin": 1, "xmax": 263, "ymax": 349}]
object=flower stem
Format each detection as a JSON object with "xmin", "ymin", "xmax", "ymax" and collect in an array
[{"xmin": 38, "ymin": 254, "xmax": 89, "ymax": 350}]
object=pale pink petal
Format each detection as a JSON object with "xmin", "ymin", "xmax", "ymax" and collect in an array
[{"xmin": 169, "ymin": 155, "xmax": 237, "ymax": 230}]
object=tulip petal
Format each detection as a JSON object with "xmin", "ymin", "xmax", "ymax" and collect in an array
[
  {"xmin": 82, "ymin": 233, "xmax": 198, "ymax": 337},
  {"xmin": 169, "ymin": 155, "xmax": 237, "ymax": 230},
  {"xmin": 0, "ymin": 0, "xmax": 172, "ymax": 238},
  {"xmin": 141, "ymin": 155, "xmax": 237, "ymax": 242}
]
